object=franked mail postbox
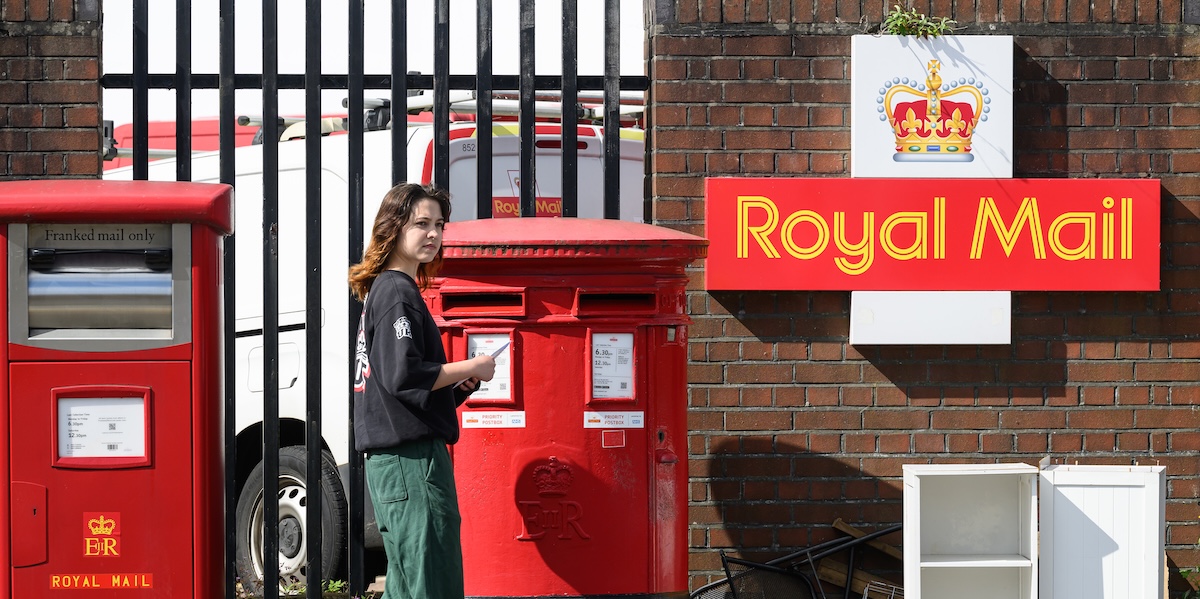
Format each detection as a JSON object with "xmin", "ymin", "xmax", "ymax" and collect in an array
[
  {"xmin": 0, "ymin": 180, "xmax": 232, "ymax": 599},
  {"xmin": 430, "ymin": 218, "xmax": 706, "ymax": 598}
]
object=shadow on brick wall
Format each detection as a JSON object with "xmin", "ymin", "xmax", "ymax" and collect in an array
[
  {"xmin": 1160, "ymin": 185, "xmax": 1194, "ymax": 292},
  {"xmin": 1013, "ymin": 44, "xmax": 1069, "ymax": 177},
  {"xmin": 694, "ymin": 437, "xmax": 904, "ymax": 592}
]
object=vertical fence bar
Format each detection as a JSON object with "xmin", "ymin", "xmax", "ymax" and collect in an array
[
  {"xmin": 433, "ymin": 0, "xmax": 450, "ymax": 189},
  {"xmin": 132, "ymin": 0, "xmax": 148, "ymax": 180},
  {"xmin": 476, "ymin": 0, "xmax": 493, "ymax": 218},
  {"xmin": 262, "ymin": 0, "xmax": 281, "ymax": 596},
  {"xmin": 346, "ymin": 0, "xmax": 367, "ymax": 595},
  {"xmin": 391, "ymin": 0, "xmax": 407, "ymax": 183},
  {"xmin": 304, "ymin": 0, "xmax": 324, "ymax": 596},
  {"xmin": 561, "ymin": 0, "xmax": 578, "ymax": 218},
  {"xmin": 218, "ymin": 0, "xmax": 236, "ymax": 597},
  {"xmin": 518, "ymin": 0, "xmax": 535, "ymax": 217},
  {"xmin": 603, "ymin": 0, "xmax": 620, "ymax": 219},
  {"xmin": 175, "ymin": 0, "xmax": 192, "ymax": 182}
]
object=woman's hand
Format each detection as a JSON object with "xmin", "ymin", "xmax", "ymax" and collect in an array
[
  {"xmin": 471, "ymin": 354, "xmax": 497, "ymax": 382},
  {"xmin": 456, "ymin": 377, "xmax": 480, "ymax": 392}
]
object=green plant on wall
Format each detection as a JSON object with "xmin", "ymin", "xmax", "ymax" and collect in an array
[{"xmin": 880, "ymin": 4, "xmax": 958, "ymax": 37}]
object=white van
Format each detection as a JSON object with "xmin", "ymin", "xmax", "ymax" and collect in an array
[{"xmin": 104, "ymin": 117, "xmax": 645, "ymax": 588}]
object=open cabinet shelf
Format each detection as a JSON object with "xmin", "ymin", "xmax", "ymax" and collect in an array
[
  {"xmin": 919, "ymin": 554, "xmax": 1032, "ymax": 568},
  {"xmin": 903, "ymin": 464, "xmax": 1038, "ymax": 599}
]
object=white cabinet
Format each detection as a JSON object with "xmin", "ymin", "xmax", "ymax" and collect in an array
[
  {"xmin": 903, "ymin": 464, "xmax": 1038, "ymax": 599},
  {"xmin": 903, "ymin": 463, "xmax": 1166, "ymax": 599},
  {"xmin": 1039, "ymin": 465, "xmax": 1165, "ymax": 599}
]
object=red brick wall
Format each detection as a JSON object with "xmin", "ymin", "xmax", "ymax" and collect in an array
[
  {"xmin": 648, "ymin": 0, "xmax": 1200, "ymax": 592},
  {"xmin": 1, "ymin": 0, "xmax": 101, "ymax": 179}
]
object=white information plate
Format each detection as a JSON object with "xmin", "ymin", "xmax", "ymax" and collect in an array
[
  {"xmin": 462, "ymin": 410, "xmax": 527, "ymax": 429},
  {"xmin": 583, "ymin": 411, "xmax": 644, "ymax": 429},
  {"xmin": 58, "ymin": 397, "xmax": 146, "ymax": 458},
  {"xmin": 467, "ymin": 334, "xmax": 512, "ymax": 400},
  {"xmin": 591, "ymin": 332, "xmax": 634, "ymax": 398}
]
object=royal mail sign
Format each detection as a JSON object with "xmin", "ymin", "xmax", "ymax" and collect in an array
[{"xmin": 705, "ymin": 177, "xmax": 1160, "ymax": 291}]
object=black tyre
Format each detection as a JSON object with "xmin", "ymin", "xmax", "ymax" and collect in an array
[{"xmin": 234, "ymin": 446, "xmax": 348, "ymax": 593}]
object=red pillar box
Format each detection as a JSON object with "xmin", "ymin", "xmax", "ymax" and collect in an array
[
  {"xmin": 429, "ymin": 218, "xmax": 706, "ymax": 598},
  {"xmin": 0, "ymin": 181, "xmax": 232, "ymax": 599}
]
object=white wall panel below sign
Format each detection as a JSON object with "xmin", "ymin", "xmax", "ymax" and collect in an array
[{"xmin": 849, "ymin": 291, "xmax": 1010, "ymax": 345}]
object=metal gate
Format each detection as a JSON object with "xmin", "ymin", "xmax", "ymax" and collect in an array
[{"xmin": 99, "ymin": 2, "xmax": 648, "ymax": 597}]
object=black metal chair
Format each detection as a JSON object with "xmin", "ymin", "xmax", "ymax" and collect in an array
[
  {"xmin": 721, "ymin": 552, "xmax": 819, "ymax": 599},
  {"xmin": 688, "ymin": 524, "xmax": 903, "ymax": 599}
]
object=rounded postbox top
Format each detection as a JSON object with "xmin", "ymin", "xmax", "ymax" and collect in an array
[
  {"xmin": 443, "ymin": 218, "xmax": 707, "ymax": 262},
  {"xmin": 0, "ymin": 180, "xmax": 233, "ymax": 235}
]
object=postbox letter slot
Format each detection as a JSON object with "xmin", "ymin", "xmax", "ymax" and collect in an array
[
  {"xmin": 577, "ymin": 292, "xmax": 656, "ymax": 314},
  {"xmin": 441, "ymin": 292, "xmax": 525, "ymax": 316},
  {"xmin": 11, "ymin": 223, "xmax": 189, "ymax": 346}
]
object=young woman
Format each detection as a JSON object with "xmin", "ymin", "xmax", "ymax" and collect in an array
[{"xmin": 348, "ymin": 183, "xmax": 496, "ymax": 599}]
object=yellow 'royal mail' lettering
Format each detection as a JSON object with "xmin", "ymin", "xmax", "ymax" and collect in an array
[
  {"xmin": 1048, "ymin": 211, "xmax": 1095, "ymax": 260},
  {"xmin": 970, "ymin": 196, "xmax": 1046, "ymax": 259},
  {"xmin": 780, "ymin": 209, "xmax": 828, "ymax": 259},
  {"xmin": 536, "ymin": 198, "xmax": 562, "ymax": 215},
  {"xmin": 737, "ymin": 196, "xmax": 780, "ymax": 258},
  {"xmin": 737, "ymin": 195, "xmax": 948, "ymax": 276},
  {"xmin": 971, "ymin": 196, "xmax": 1134, "ymax": 261},
  {"xmin": 50, "ymin": 574, "xmax": 153, "ymax": 589},
  {"xmin": 833, "ymin": 212, "xmax": 874, "ymax": 275}
]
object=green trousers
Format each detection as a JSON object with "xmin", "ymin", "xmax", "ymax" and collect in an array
[{"xmin": 365, "ymin": 438, "xmax": 464, "ymax": 599}]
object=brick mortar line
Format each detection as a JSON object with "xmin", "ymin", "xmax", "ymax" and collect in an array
[
  {"xmin": 0, "ymin": 21, "xmax": 98, "ymax": 36},
  {"xmin": 653, "ymin": 22, "xmax": 1200, "ymax": 37}
]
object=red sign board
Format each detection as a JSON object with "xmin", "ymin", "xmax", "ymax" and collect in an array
[{"xmin": 705, "ymin": 177, "xmax": 1160, "ymax": 291}]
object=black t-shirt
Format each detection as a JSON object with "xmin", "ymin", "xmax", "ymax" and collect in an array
[{"xmin": 353, "ymin": 270, "xmax": 463, "ymax": 452}]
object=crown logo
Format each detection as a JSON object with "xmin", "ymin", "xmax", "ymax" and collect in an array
[
  {"xmin": 88, "ymin": 515, "xmax": 116, "ymax": 536},
  {"xmin": 876, "ymin": 59, "xmax": 990, "ymax": 162},
  {"xmin": 532, "ymin": 456, "xmax": 573, "ymax": 497}
]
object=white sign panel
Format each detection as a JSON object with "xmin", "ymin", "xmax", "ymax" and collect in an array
[
  {"xmin": 58, "ymin": 397, "xmax": 146, "ymax": 458},
  {"xmin": 462, "ymin": 411, "xmax": 527, "ymax": 429},
  {"xmin": 583, "ymin": 411, "xmax": 644, "ymax": 429},
  {"xmin": 466, "ymin": 334, "xmax": 512, "ymax": 400},
  {"xmin": 591, "ymin": 333, "xmax": 634, "ymax": 398},
  {"xmin": 851, "ymin": 35, "xmax": 1013, "ymax": 178}
]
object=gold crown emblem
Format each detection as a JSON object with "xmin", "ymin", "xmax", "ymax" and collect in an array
[
  {"xmin": 533, "ymin": 457, "xmax": 573, "ymax": 497},
  {"xmin": 876, "ymin": 59, "xmax": 990, "ymax": 162},
  {"xmin": 88, "ymin": 515, "xmax": 116, "ymax": 536}
]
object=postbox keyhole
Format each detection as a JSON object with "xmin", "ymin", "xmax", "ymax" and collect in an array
[{"xmin": 657, "ymin": 430, "xmax": 665, "ymax": 443}]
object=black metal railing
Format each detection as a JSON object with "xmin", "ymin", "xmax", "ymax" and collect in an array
[{"xmin": 100, "ymin": 2, "xmax": 648, "ymax": 598}]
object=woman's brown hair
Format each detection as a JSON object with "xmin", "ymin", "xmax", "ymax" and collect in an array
[{"xmin": 348, "ymin": 183, "xmax": 452, "ymax": 300}]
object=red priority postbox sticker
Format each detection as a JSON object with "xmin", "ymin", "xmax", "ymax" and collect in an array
[{"xmin": 82, "ymin": 512, "xmax": 120, "ymax": 557}]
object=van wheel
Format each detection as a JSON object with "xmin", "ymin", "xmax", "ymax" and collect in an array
[{"xmin": 234, "ymin": 446, "xmax": 347, "ymax": 593}]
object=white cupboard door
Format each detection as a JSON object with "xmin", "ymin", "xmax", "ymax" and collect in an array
[{"xmin": 1039, "ymin": 465, "xmax": 1166, "ymax": 599}]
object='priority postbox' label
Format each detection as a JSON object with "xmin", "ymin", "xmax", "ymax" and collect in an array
[
  {"xmin": 462, "ymin": 410, "xmax": 526, "ymax": 428},
  {"xmin": 583, "ymin": 411, "xmax": 644, "ymax": 429}
]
